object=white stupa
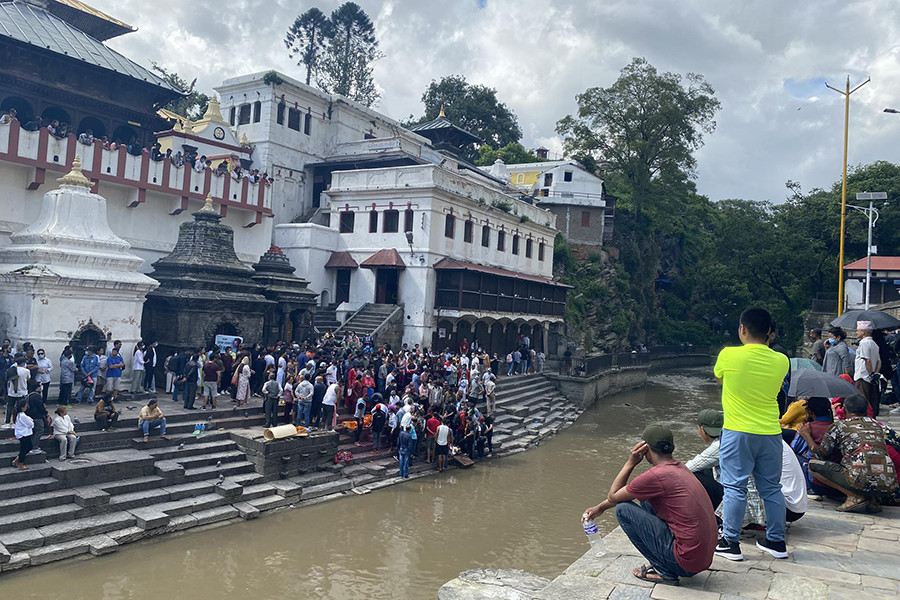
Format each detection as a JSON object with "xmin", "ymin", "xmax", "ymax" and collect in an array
[{"xmin": 0, "ymin": 157, "xmax": 159, "ymax": 389}]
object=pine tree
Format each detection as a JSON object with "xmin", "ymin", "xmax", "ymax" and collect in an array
[
  {"xmin": 284, "ymin": 7, "xmax": 332, "ymax": 86},
  {"xmin": 318, "ymin": 2, "xmax": 383, "ymax": 106}
]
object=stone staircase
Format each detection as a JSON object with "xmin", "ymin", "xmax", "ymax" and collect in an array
[
  {"xmin": 0, "ymin": 374, "xmax": 582, "ymax": 573},
  {"xmin": 334, "ymin": 303, "xmax": 399, "ymax": 337},
  {"xmin": 489, "ymin": 374, "xmax": 583, "ymax": 454},
  {"xmin": 313, "ymin": 305, "xmax": 342, "ymax": 333}
]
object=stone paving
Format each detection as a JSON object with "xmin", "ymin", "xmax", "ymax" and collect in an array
[{"xmin": 532, "ymin": 498, "xmax": 900, "ymax": 600}]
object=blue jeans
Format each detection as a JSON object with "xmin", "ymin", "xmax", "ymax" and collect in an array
[
  {"xmin": 295, "ymin": 401, "xmax": 311, "ymax": 427},
  {"xmin": 172, "ymin": 380, "xmax": 181, "ymax": 402},
  {"xmin": 399, "ymin": 450, "xmax": 410, "ymax": 478},
  {"xmin": 140, "ymin": 418, "xmax": 166, "ymax": 436},
  {"xmin": 720, "ymin": 429, "xmax": 785, "ymax": 543},
  {"xmin": 74, "ymin": 379, "xmax": 97, "ymax": 404},
  {"xmin": 616, "ymin": 501, "xmax": 696, "ymax": 581}
]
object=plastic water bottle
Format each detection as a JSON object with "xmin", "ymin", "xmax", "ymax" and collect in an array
[{"xmin": 582, "ymin": 516, "xmax": 606, "ymax": 556}]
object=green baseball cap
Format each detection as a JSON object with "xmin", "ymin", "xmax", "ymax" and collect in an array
[
  {"xmin": 642, "ymin": 424, "xmax": 675, "ymax": 454},
  {"xmin": 697, "ymin": 409, "xmax": 723, "ymax": 437}
]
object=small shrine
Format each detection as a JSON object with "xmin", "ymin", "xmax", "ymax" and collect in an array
[
  {"xmin": 141, "ymin": 194, "xmax": 273, "ymax": 354},
  {"xmin": 251, "ymin": 246, "xmax": 319, "ymax": 345},
  {"xmin": 0, "ymin": 157, "xmax": 158, "ymax": 371}
]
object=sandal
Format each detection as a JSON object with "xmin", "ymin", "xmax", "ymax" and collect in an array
[
  {"xmin": 836, "ymin": 497, "xmax": 867, "ymax": 513},
  {"xmin": 633, "ymin": 565, "xmax": 679, "ymax": 585}
]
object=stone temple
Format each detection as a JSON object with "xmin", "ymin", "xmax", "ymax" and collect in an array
[
  {"xmin": 141, "ymin": 195, "xmax": 316, "ymax": 356},
  {"xmin": 0, "ymin": 157, "xmax": 158, "ymax": 369}
]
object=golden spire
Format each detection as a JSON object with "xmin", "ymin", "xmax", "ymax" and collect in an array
[
  {"xmin": 201, "ymin": 95, "xmax": 224, "ymax": 123},
  {"xmin": 183, "ymin": 119, "xmax": 195, "ymax": 134},
  {"xmin": 239, "ymin": 132, "xmax": 250, "ymax": 146},
  {"xmin": 173, "ymin": 119, "xmax": 183, "ymax": 133},
  {"xmin": 439, "ymin": 104, "xmax": 446, "ymax": 118},
  {"xmin": 58, "ymin": 155, "xmax": 92, "ymax": 189},
  {"xmin": 198, "ymin": 192, "xmax": 218, "ymax": 214}
]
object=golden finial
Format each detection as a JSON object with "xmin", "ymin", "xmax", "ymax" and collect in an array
[
  {"xmin": 198, "ymin": 192, "xmax": 218, "ymax": 214},
  {"xmin": 201, "ymin": 95, "xmax": 224, "ymax": 122},
  {"xmin": 58, "ymin": 155, "xmax": 92, "ymax": 189},
  {"xmin": 183, "ymin": 119, "xmax": 195, "ymax": 134},
  {"xmin": 173, "ymin": 119, "xmax": 183, "ymax": 133},
  {"xmin": 439, "ymin": 104, "xmax": 446, "ymax": 118},
  {"xmin": 239, "ymin": 132, "xmax": 250, "ymax": 146}
]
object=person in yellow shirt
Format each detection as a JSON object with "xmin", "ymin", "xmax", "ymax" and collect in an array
[{"xmin": 713, "ymin": 307, "xmax": 790, "ymax": 562}]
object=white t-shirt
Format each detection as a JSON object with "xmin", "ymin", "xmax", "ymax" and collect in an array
[
  {"xmin": 7, "ymin": 366, "xmax": 29, "ymax": 397},
  {"xmin": 322, "ymin": 383, "xmax": 338, "ymax": 406},
  {"xmin": 854, "ymin": 336, "xmax": 879, "ymax": 381},
  {"xmin": 781, "ymin": 440, "xmax": 808, "ymax": 514},
  {"xmin": 132, "ymin": 349, "xmax": 145, "ymax": 371},
  {"xmin": 436, "ymin": 424, "xmax": 451, "ymax": 446}
]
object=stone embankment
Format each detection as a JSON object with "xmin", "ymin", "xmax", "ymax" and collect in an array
[
  {"xmin": 439, "ymin": 412, "xmax": 900, "ymax": 600},
  {"xmin": 0, "ymin": 374, "xmax": 581, "ymax": 573}
]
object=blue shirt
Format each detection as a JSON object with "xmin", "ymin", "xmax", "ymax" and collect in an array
[
  {"xmin": 398, "ymin": 430, "xmax": 412, "ymax": 452},
  {"xmin": 80, "ymin": 354, "xmax": 99, "ymax": 377},
  {"xmin": 106, "ymin": 355, "xmax": 125, "ymax": 378}
]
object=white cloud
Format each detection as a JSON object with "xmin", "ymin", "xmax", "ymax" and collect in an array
[{"xmin": 91, "ymin": 0, "xmax": 900, "ymax": 203}]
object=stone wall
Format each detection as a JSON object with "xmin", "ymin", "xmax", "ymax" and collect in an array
[{"xmin": 545, "ymin": 366, "xmax": 648, "ymax": 409}]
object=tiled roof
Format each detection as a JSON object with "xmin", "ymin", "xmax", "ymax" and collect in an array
[
  {"xmin": 844, "ymin": 257, "xmax": 900, "ymax": 271},
  {"xmin": 433, "ymin": 257, "xmax": 572, "ymax": 288},
  {"xmin": 0, "ymin": 1, "xmax": 181, "ymax": 94},
  {"xmin": 360, "ymin": 248, "xmax": 406, "ymax": 269},
  {"xmin": 324, "ymin": 251, "xmax": 359, "ymax": 269}
]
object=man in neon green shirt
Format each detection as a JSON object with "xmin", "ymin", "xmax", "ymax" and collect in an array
[{"xmin": 713, "ymin": 307, "xmax": 789, "ymax": 562}]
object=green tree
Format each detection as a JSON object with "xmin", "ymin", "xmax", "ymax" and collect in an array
[
  {"xmin": 150, "ymin": 63, "xmax": 209, "ymax": 119},
  {"xmin": 318, "ymin": 2, "xmax": 382, "ymax": 106},
  {"xmin": 408, "ymin": 75, "xmax": 522, "ymax": 162},
  {"xmin": 556, "ymin": 57, "xmax": 720, "ymax": 220},
  {"xmin": 284, "ymin": 7, "xmax": 332, "ymax": 86},
  {"xmin": 474, "ymin": 142, "xmax": 544, "ymax": 166}
]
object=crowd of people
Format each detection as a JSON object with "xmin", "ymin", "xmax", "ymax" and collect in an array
[
  {"xmin": 0, "ymin": 109, "xmax": 273, "ymax": 186},
  {"xmin": 1, "ymin": 330, "xmax": 546, "ymax": 473},
  {"xmin": 583, "ymin": 308, "xmax": 900, "ymax": 587}
]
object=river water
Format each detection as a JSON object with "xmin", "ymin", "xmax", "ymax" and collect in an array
[{"xmin": 1, "ymin": 369, "xmax": 719, "ymax": 600}]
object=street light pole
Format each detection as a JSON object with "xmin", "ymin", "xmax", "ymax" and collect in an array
[
  {"xmin": 850, "ymin": 192, "xmax": 885, "ymax": 310},
  {"xmin": 826, "ymin": 76, "xmax": 870, "ymax": 315}
]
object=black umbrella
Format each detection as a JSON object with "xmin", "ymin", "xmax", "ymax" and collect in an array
[
  {"xmin": 788, "ymin": 369, "xmax": 860, "ymax": 399},
  {"xmin": 831, "ymin": 309, "xmax": 900, "ymax": 330}
]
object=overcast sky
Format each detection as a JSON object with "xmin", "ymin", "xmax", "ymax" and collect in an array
[{"xmin": 96, "ymin": 0, "xmax": 900, "ymax": 203}]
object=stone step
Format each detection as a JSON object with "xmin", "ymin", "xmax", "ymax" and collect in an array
[
  {"xmin": 344, "ymin": 448, "xmax": 394, "ymax": 466},
  {"xmin": 146, "ymin": 438, "xmax": 237, "ymax": 460},
  {"xmin": 36, "ymin": 511, "xmax": 135, "ymax": 546},
  {"xmin": 299, "ymin": 479, "xmax": 352, "ymax": 501},
  {"xmin": 97, "ymin": 475, "xmax": 167, "ymax": 496},
  {"xmin": 226, "ymin": 472, "xmax": 265, "ymax": 487},
  {"xmin": 27, "ymin": 533, "xmax": 118, "ymax": 566},
  {"xmin": 0, "ymin": 476, "xmax": 63, "ymax": 500},
  {"xmin": 0, "ymin": 463, "xmax": 54, "ymax": 486},
  {"xmin": 170, "ymin": 450, "xmax": 247, "ymax": 470},
  {"xmin": 245, "ymin": 494, "xmax": 294, "ymax": 511},
  {"xmin": 0, "ymin": 489, "xmax": 75, "ymax": 513},
  {"xmin": 291, "ymin": 470, "xmax": 342, "ymax": 487},
  {"xmin": 495, "ymin": 389, "xmax": 553, "ymax": 408},
  {"xmin": 240, "ymin": 483, "xmax": 276, "ymax": 502},
  {"xmin": 108, "ymin": 488, "xmax": 171, "ymax": 511},
  {"xmin": 182, "ymin": 461, "xmax": 254, "ymax": 484},
  {"xmin": 161, "ymin": 480, "xmax": 217, "ymax": 501},
  {"xmin": 152, "ymin": 493, "xmax": 229, "ymax": 518},
  {"xmin": 0, "ymin": 503, "xmax": 87, "ymax": 534},
  {"xmin": 192, "ymin": 505, "xmax": 240, "ymax": 527}
]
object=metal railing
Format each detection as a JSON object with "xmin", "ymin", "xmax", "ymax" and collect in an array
[{"xmin": 558, "ymin": 346, "xmax": 712, "ymax": 377}]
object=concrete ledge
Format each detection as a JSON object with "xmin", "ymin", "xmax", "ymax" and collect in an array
[
  {"xmin": 546, "ymin": 367, "xmax": 648, "ymax": 409},
  {"xmin": 647, "ymin": 354, "xmax": 711, "ymax": 373}
]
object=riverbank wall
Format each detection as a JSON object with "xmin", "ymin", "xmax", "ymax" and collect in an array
[{"xmin": 546, "ymin": 351, "xmax": 712, "ymax": 409}]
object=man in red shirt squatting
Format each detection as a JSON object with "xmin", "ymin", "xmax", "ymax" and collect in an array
[{"xmin": 582, "ymin": 425, "xmax": 717, "ymax": 586}]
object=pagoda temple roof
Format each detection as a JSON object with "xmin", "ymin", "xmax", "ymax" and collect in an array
[
  {"xmin": 45, "ymin": 0, "xmax": 134, "ymax": 41},
  {"xmin": 409, "ymin": 115, "xmax": 483, "ymax": 147},
  {"xmin": 0, "ymin": 1, "xmax": 182, "ymax": 95}
]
